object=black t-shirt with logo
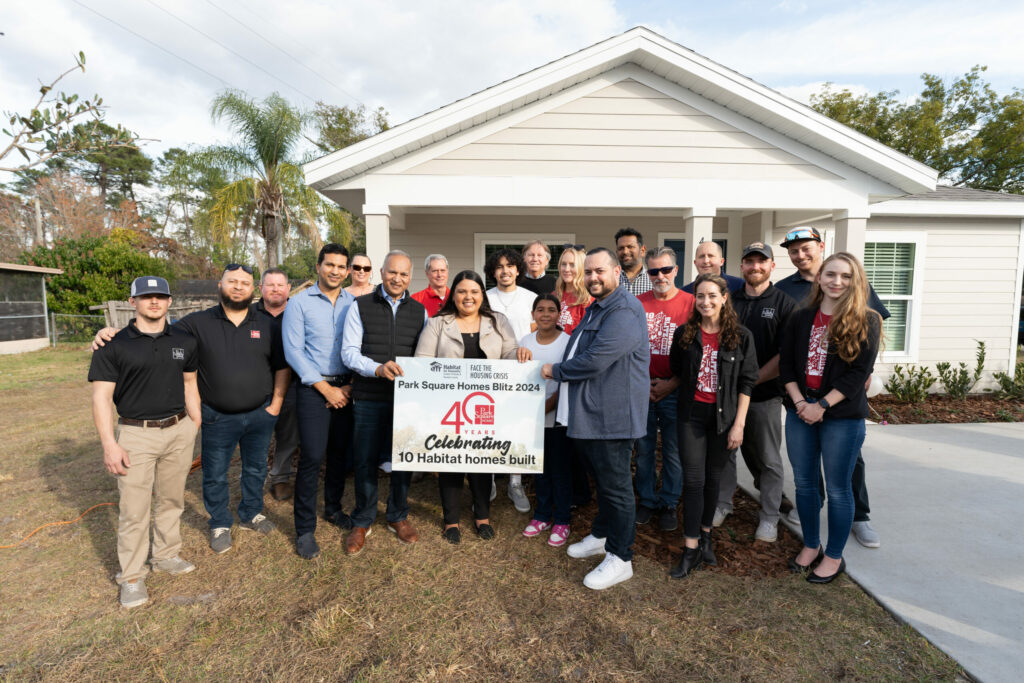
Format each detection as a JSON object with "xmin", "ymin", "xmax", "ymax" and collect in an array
[
  {"xmin": 88, "ymin": 321, "xmax": 199, "ymax": 420},
  {"xmin": 731, "ymin": 283, "xmax": 797, "ymax": 402}
]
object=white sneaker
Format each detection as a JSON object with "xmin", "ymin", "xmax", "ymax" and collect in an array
[
  {"xmin": 119, "ymin": 579, "xmax": 148, "ymax": 608},
  {"xmin": 712, "ymin": 506, "xmax": 731, "ymax": 527},
  {"xmin": 151, "ymin": 556, "xmax": 196, "ymax": 575},
  {"xmin": 489, "ymin": 476, "xmax": 497, "ymax": 502},
  {"xmin": 786, "ymin": 509, "xmax": 801, "ymax": 526},
  {"xmin": 508, "ymin": 482, "xmax": 530, "ymax": 513},
  {"xmin": 852, "ymin": 521, "xmax": 881, "ymax": 548},
  {"xmin": 583, "ymin": 552, "xmax": 633, "ymax": 590},
  {"xmin": 567, "ymin": 533, "xmax": 606, "ymax": 559},
  {"xmin": 754, "ymin": 520, "xmax": 778, "ymax": 543}
]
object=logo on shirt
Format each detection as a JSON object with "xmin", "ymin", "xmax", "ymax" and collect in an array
[
  {"xmin": 646, "ymin": 311, "xmax": 678, "ymax": 356},
  {"xmin": 697, "ymin": 343, "xmax": 719, "ymax": 394},
  {"xmin": 761, "ymin": 307, "xmax": 776, "ymax": 319},
  {"xmin": 171, "ymin": 347, "xmax": 184, "ymax": 360},
  {"xmin": 250, "ymin": 330, "xmax": 261, "ymax": 339}
]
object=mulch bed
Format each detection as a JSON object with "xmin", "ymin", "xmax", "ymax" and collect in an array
[{"xmin": 869, "ymin": 395, "xmax": 1024, "ymax": 424}]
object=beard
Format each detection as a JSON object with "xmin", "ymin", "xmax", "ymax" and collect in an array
[{"xmin": 220, "ymin": 289, "xmax": 254, "ymax": 311}]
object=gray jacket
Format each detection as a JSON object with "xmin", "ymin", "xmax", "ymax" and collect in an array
[{"xmin": 552, "ymin": 285, "xmax": 650, "ymax": 440}]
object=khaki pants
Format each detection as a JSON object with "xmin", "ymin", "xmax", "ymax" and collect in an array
[{"xmin": 115, "ymin": 416, "xmax": 198, "ymax": 584}]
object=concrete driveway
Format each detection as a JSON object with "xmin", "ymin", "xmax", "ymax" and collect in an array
[{"xmin": 736, "ymin": 421, "xmax": 1024, "ymax": 683}]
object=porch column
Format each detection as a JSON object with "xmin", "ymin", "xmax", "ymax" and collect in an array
[
  {"xmin": 362, "ymin": 205, "xmax": 391, "ymax": 279},
  {"xmin": 832, "ymin": 208, "xmax": 869, "ymax": 259},
  {"xmin": 682, "ymin": 208, "xmax": 715, "ymax": 283}
]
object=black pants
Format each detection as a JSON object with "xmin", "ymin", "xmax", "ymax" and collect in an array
[
  {"xmin": 438, "ymin": 473, "xmax": 491, "ymax": 525},
  {"xmin": 679, "ymin": 401, "xmax": 731, "ymax": 539},
  {"xmin": 293, "ymin": 382, "xmax": 352, "ymax": 536}
]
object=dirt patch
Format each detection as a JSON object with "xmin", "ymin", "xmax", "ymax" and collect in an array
[{"xmin": 870, "ymin": 395, "xmax": 1024, "ymax": 424}]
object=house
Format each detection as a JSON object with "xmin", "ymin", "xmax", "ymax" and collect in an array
[
  {"xmin": 0, "ymin": 262, "xmax": 63, "ymax": 354},
  {"xmin": 304, "ymin": 27, "xmax": 1024, "ymax": 381}
]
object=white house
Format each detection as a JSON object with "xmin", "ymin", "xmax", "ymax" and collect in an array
[{"xmin": 304, "ymin": 27, "xmax": 1024, "ymax": 381}]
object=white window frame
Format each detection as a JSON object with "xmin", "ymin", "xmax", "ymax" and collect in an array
[
  {"xmin": 473, "ymin": 232, "xmax": 576, "ymax": 276},
  {"xmin": 865, "ymin": 230, "xmax": 927, "ymax": 363}
]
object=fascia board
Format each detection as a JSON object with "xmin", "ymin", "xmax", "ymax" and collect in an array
[{"xmin": 870, "ymin": 200, "xmax": 1024, "ymax": 217}]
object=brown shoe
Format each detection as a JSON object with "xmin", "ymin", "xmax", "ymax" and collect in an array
[
  {"xmin": 345, "ymin": 526, "xmax": 372, "ymax": 555},
  {"xmin": 388, "ymin": 520, "xmax": 419, "ymax": 544},
  {"xmin": 270, "ymin": 482, "xmax": 293, "ymax": 501}
]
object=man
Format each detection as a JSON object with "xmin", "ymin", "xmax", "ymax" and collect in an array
[
  {"xmin": 635, "ymin": 248, "xmax": 694, "ymax": 532},
  {"xmin": 341, "ymin": 250, "xmax": 427, "ymax": 555},
  {"xmin": 542, "ymin": 247, "xmax": 649, "ymax": 590},
  {"xmin": 93, "ymin": 265, "xmax": 290, "ymax": 554},
  {"xmin": 411, "ymin": 254, "xmax": 450, "ymax": 317},
  {"xmin": 257, "ymin": 267, "xmax": 300, "ymax": 502},
  {"xmin": 519, "ymin": 240, "xmax": 556, "ymax": 295},
  {"xmin": 712, "ymin": 243, "xmax": 796, "ymax": 542},
  {"xmin": 615, "ymin": 227, "xmax": 652, "ymax": 296},
  {"xmin": 484, "ymin": 247, "xmax": 537, "ymax": 511},
  {"xmin": 89, "ymin": 276, "xmax": 200, "ymax": 608},
  {"xmin": 282, "ymin": 244, "xmax": 356, "ymax": 560},
  {"xmin": 775, "ymin": 226, "xmax": 889, "ymax": 548},
  {"xmin": 681, "ymin": 241, "xmax": 744, "ymax": 294}
]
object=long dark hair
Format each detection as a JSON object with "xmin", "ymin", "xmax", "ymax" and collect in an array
[
  {"xmin": 436, "ymin": 270, "xmax": 497, "ymax": 323},
  {"xmin": 678, "ymin": 274, "xmax": 742, "ymax": 350}
]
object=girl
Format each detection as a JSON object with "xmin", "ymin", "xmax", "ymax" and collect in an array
[{"xmin": 555, "ymin": 246, "xmax": 591, "ymax": 335}]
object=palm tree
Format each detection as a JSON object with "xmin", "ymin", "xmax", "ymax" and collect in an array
[{"xmin": 187, "ymin": 90, "xmax": 350, "ymax": 268}]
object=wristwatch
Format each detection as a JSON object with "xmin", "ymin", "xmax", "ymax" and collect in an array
[{"xmin": 816, "ymin": 397, "xmax": 831, "ymax": 409}]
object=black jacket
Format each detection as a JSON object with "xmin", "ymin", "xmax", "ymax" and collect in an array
[
  {"xmin": 351, "ymin": 290, "xmax": 426, "ymax": 402},
  {"xmin": 778, "ymin": 307, "xmax": 881, "ymax": 419},
  {"xmin": 669, "ymin": 325, "xmax": 759, "ymax": 435},
  {"xmin": 731, "ymin": 284, "xmax": 797, "ymax": 402}
]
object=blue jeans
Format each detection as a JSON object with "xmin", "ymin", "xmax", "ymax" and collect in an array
[
  {"xmin": 636, "ymin": 390, "xmax": 681, "ymax": 510},
  {"xmin": 576, "ymin": 437, "xmax": 636, "ymax": 561},
  {"xmin": 294, "ymin": 383, "xmax": 353, "ymax": 536},
  {"xmin": 785, "ymin": 410, "xmax": 865, "ymax": 559},
  {"xmin": 200, "ymin": 401, "xmax": 277, "ymax": 529},
  {"xmin": 350, "ymin": 400, "xmax": 411, "ymax": 528},
  {"xmin": 534, "ymin": 426, "xmax": 572, "ymax": 525}
]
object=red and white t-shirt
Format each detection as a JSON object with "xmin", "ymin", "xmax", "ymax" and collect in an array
[
  {"xmin": 694, "ymin": 330, "xmax": 719, "ymax": 404},
  {"xmin": 805, "ymin": 309, "xmax": 832, "ymax": 390},
  {"xmin": 638, "ymin": 289, "xmax": 695, "ymax": 378},
  {"xmin": 557, "ymin": 291, "xmax": 589, "ymax": 335}
]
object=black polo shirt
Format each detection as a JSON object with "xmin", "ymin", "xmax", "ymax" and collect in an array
[
  {"xmin": 775, "ymin": 271, "xmax": 891, "ymax": 319},
  {"xmin": 175, "ymin": 304, "xmax": 287, "ymax": 414},
  {"xmin": 88, "ymin": 321, "xmax": 199, "ymax": 420},
  {"xmin": 732, "ymin": 283, "xmax": 797, "ymax": 402}
]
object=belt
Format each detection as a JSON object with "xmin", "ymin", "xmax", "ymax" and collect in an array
[
  {"xmin": 321, "ymin": 374, "xmax": 350, "ymax": 384},
  {"xmin": 118, "ymin": 410, "xmax": 188, "ymax": 429}
]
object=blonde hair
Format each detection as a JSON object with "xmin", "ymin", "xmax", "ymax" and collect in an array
[
  {"xmin": 555, "ymin": 248, "xmax": 592, "ymax": 306},
  {"xmin": 809, "ymin": 251, "xmax": 882, "ymax": 363}
]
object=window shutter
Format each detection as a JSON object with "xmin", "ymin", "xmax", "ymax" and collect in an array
[
  {"xmin": 864, "ymin": 243, "xmax": 914, "ymax": 296},
  {"xmin": 880, "ymin": 299, "xmax": 908, "ymax": 351}
]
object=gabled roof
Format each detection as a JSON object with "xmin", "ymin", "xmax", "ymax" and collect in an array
[
  {"xmin": 304, "ymin": 26, "xmax": 937, "ymax": 195},
  {"xmin": 896, "ymin": 186, "xmax": 1024, "ymax": 202}
]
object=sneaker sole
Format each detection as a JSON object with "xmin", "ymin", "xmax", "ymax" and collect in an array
[
  {"xmin": 120, "ymin": 597, "xmax": 148, "ymax": 609},
  {"xmin": 855, "ymin": 537, "xmax": 881, "ymax": 548},
  {"xmin": 583, "ymin": 568, "xmax": 633, "ymax": 590},
  {"xmin": 151, "ymin": 564, "xmax": 196, "ymax": 576},
  {"xmin": 211, "ymin": 544, "xmax": 232, "ymax": 554},
  {"xmin": 755, "ymin": 535, "xmax": 778, "ymax": 543},
  {"xmin": 567, "ymin": 546, "xmax": 606, "ymax": 559},
  {"xmin": 547, "ymin": 538, "xmax": 567, "ymax": 547}
]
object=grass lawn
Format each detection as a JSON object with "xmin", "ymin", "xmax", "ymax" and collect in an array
[{"xmin": 0, "ymin": 347, "xmax": 964, "ymax": 680}]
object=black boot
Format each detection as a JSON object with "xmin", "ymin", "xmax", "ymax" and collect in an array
[
  {"xmin": 699, "ymin": 529, "xmax": 717, "ymax": 566},
  {"xmin": 670, "ymin": 545, "xmax": 703, "ymax": 579}
]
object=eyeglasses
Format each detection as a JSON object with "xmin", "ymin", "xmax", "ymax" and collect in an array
[
  {"xmin": 647, "ymin": 266, "xmax": 676, "ymax": 277},
  {"xmin": 350, "ymin": 265, "xmax": 372, "ymax": 273},
  {"xmin": 224, "ymin": 263, "xmax": 254, "ymax": 274},
  {"xmin": 561, "ymin": 243, "xmax": 586, "ymax": 251},
  {"xmin": 783, "ymin": 228, "xmax": 821, "ymax": 244}
]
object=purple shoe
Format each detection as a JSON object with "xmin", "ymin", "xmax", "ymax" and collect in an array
[
  {"xmin": 548, "ymin": 524, "xmax": 571, "ymax": 547},
  {"xmin": 523, "ymin": 519, "xmax": 551, "ymax": 537}
]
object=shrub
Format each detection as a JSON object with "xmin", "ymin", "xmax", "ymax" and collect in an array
[
  {"xmin": 935, "ymin": 340, "xmax": 986, "ymax": 399},
  {"xmin": 993, "ymin": 362, "xmax": 1024, "ymax": 400},
  {"xmin": 885, "ymin": 365, "xmax": 936, "ymax": 403}
]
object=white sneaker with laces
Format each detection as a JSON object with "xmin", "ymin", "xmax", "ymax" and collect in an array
[
  {"xmin": 754, "ymin": 520, "xmax": 778, "ymax": 543},
  {"xmin": 712, "ymin": 506, "xmax": 731, "ymax": 527},
  {"xmin": 119, "ymin": 579, "xmax": 148, "ymax": 608},
  {"xmin": 852, "ymin": 521, "xmax": 881, "ymax": 548},
  {"xmin": 151, "ymin": 556, "xmax": 196, "ymax": 575},
  {"xmin": 508, "ymin": 482, "xmax": 530, "ymax": 513},
  {"xmin": 583, "ymin": 552, "xmax": 633, "ymax": 590},
  {"xmin": 567, "ymin": 533, "xmax": 606, "ymax": 559}
]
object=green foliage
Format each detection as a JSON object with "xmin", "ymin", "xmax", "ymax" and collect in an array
[
  {"xmin": 810, "ymin": 66, "xmax": 1024, "ymax": 193},
  {"xmin": 64, "ymin": 122, "xmax": 153, "ymax": 207},
  {"xmin": 884, "ymin": 364, "xmax": 936, "ymax": 403},
  {"xmin": 308, "ymin": 102, "xmax": 389, "ymax": 154},
  {"xmin": 992, "ymin": 363, "xmax": 1024, "ymax": 400},
  {"xmin": 935, "ymin": 340, "xmax": 986, "ymax": 399},
  {"xmin": 18, "ymin": 231, "xmax": 170, "ymax": 314}
]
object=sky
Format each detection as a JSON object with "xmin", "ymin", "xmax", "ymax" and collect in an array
[{"xmin": 3, "ymin": 0, "xmax": 1024, "ymax": 164}]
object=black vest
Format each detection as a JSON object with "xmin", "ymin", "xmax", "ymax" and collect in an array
[{"xmin": 351, "ymin": 290, "xmax": 425, "ymax": 402}]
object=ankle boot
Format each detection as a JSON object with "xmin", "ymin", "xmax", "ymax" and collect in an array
[
  {"xmin": 699, "ymin": 529, "xmax": 717, "ymax": 566},
  {"xmin": 669, "ymin": 545, "xmax": 703, "ymax": 579}
]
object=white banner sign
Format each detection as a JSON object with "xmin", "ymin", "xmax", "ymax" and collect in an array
[{"xmin": 391, "ymin": 356, "xmax": 545, "ymax": 473}]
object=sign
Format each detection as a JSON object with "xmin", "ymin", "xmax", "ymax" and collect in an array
[{"xmin": 392, "ymin": 356, "xmax": 545, "ymax": 473}]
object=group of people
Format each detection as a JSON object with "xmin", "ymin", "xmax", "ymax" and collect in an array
[{"xmin": 90, "ymin": 223, "xmax": 884, "ymax": 607}]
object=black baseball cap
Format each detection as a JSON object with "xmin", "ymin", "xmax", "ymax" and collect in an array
[
  {"xmin": 741, "ymin": 242, "xmax": 773, "ymax": 259},
  {"xmin": 130, "ymin": 276, "xmax": 171, "ymax": 297},
  {"xmin": 780, "ymin": 226, "xmax": 823, "ymax": 247}
]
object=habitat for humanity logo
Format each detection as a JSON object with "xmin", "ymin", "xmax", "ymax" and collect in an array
[{"xmin": 429, "ymin": 361, "xmax": 462, "ymax": 379}]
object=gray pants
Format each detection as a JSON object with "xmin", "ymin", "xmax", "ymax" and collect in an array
[
  {"xmin": 717, "ymin": 397, "xmax": 784, "ymax": 524},
  {"xmin": 268, "ymin": 397, "xmax": 299, "ymax": 485}
]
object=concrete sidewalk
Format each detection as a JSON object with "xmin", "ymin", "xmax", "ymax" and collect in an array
[{"xmin": 735, "ymin": 421, "xmax": 1024, "ymax": 683}]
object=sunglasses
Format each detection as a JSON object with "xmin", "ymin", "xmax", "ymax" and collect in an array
[
  {"xmin": 783, "ymin": 228, "xmax": 820, "ymax": 244},
  {"xmin": 561, "ymin": 243, "xmax": 586, "ymax": 251},
  {"xmin": 224, "ymin": 263, "xmax": 254, "ymax": 274},
  {"xmin": 647, "ymin": 266, "xmax": 676, "ymax": 277},
  {"xmin": 350, "ymin": 265, "xmax": 372, "ymax": 273}
]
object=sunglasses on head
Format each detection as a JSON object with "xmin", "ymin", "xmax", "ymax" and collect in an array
[
  {"xmin": 350, "ymin": 265, "xmax": 372, "ymax": 273},
  {"xmin": 647, "ymin": 266, "xmax": 675, "ymax": 277},
  {"xmin": 784, "ymin": 228, "xmax": 820, "ymax": 244},
  {"xmin": 561, "ymin": 243, "xmax": 586, "ymax": 251},
  {"xmin": 224, "ymin": 263, "xmax": 253, "ymax": 274}
]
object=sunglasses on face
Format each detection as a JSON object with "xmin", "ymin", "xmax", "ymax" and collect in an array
[
  {"xmin": 224, "ymin": 263, "xmax": 253, "ymax": 274},
  {"xmin": 561, "ymin": 243, "xmax": 586, "ymax": 251},
  {"xmin": 784, "ymin": 228, "xmax": 820, "ymax": 244},
  {"xmin": 647, "ymin": 266, "xmax": 676, "ymax": 277},
  {"xmin": 350, "ymin": 265, "xmax": 372, "ymax": 273}
]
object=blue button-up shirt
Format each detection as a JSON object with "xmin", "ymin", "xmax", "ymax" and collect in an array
[
  {"xmin": 342, "ymin": 285, "xmax": 428, "ymax": 378},
  {"xmin": 282, "ymin": 283, "xmax": 354, "ymax": 385}
]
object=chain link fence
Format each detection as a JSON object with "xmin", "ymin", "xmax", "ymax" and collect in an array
[{"xmin": 50, "ymin": 313, "xmax": 107, "ymax": 346}]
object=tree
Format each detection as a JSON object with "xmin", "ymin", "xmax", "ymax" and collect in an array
[
  {"xmin": 308, "ymin": 102, "xmax": 389, "ymax": 154},
  {"xmin": 64, "ymin": 122, "xmax": 154, "ymax": 208},
  {"xmin": 187, "ymin": 90, "xmax": 353, "ymax": 267},
  {"xmin": 1, "ymin": 52, "xmax": 137, "ymax": 173},
  {"xmin": 810, "ymin": 66, "xmax": 1024, "ymax": 193}
]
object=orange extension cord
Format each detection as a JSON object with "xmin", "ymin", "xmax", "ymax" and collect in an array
[{"xmin": 0, "ymin": 456, "xmax": 203, "ymax": 550}]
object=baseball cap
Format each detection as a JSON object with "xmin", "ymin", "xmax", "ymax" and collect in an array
[
  {"xmin": 130, "ymin": 276, "xmax": 171, "ymax": 297},
  {"xmin": 741, "ymin": 242, "xmax": 773, "ymax": 259},
  {"xmin": 780, "ymin": 226, "xmax": 823, "ymax": 247}
]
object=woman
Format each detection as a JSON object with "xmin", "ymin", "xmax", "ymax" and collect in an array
[
  {"xmin": 519, "ymin": 294, "xmax": 572, "ymax": 546},
  {"xmin": 345, "ymin": 253, "xmax": 374, "ymax": 297},
  {"xmin": 668, "ymin": 274, "xmax": 758, "ymax": 579},
  {"xmin": 555, "ymin": 246, "xmax": 591, "ymax": 335},
  {"xmin": 414, "ymin": 270, "xmax": 526, "ymax": 544},
  {"xmin": 779, "ymin": 252, "xmax": 881, "ymax": 583}
]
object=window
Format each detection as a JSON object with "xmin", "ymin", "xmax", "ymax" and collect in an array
[
  {"xmin": 863, "ymin": 232, "xmax": 926, "ymax": 359},
  {"xmin": 474, "ymin": 233, "xmax": 575, "ymax": 289}
]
